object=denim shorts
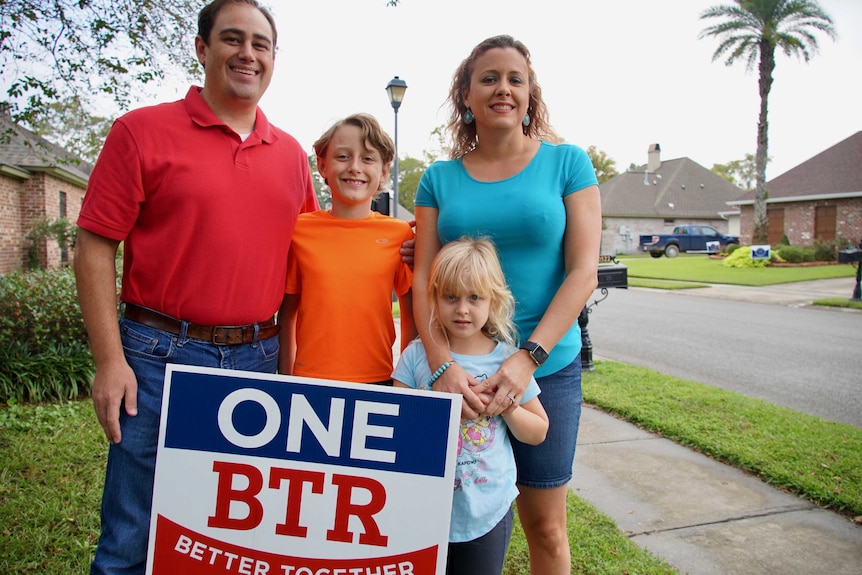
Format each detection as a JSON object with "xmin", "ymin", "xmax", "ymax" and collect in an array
[
  {"xmin": 510, "ymin": 359, "xmax": 582, "ymax": 489},
  {"xmin": 90, "ymin": 318, "xmax": 279, "ymax": 575}
]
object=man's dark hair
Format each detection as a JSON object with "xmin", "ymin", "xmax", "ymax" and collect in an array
[{"xmin": 198, "ymin": 0, "xmax": 278, "ymax": 49}]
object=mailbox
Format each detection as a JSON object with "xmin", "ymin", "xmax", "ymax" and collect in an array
[
  {"xmin": 582, "ymin": 256, "xmax": 629, "ymax": 371},
  {"xmin": 838, "ymin": 246, "xmax": 862, "ymax": 264},
  {"xmin": 597, "ymin": 255, "xmax": 628, "ymax": 290},
  {"xmin": 838, "ymin": 241, "xmax": 862, "ymax": 301}
]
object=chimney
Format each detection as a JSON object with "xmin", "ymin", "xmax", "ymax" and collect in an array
[{"xmin": 647, "ymin": 143, "xmax": 661, "ymax": 173}]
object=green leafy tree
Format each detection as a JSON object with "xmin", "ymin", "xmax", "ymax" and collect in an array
[
  {"xmin": 307, "ymin": 154, "xmax": 331, "ymax": 210},
  {"xmin": 586, "ymin": 145, "xmax": 618, "ymax": 184},
  {"xmin": 711, "ymin": 153, "xmax": 762, "ymax": 190},
  {"xmin": 699, "ymin": 0, "xmax": 836, "ymax": 243},
  {"xmin": 425, "ymin": 125, "xmax": 451, "ymax": 162},
  {"xmin": 394, "ymin": 155, "xmax": 427, "ymax": 213},
  {"xmin": 1, "ymin": 1, "xmax": 198, "ymax": 132},
  {"xmin": 28, "ymin": 97, "xmax": 112, "ymax": 163}
]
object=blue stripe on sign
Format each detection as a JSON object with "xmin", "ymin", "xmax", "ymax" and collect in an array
[{"xmin": 163, "ymin": 371, "xmax": 453, "ymax": 477}]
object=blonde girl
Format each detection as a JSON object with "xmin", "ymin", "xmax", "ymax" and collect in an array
[{"xmin": 393, "ymin": 236, "xmax": 548, "ymax": 575}]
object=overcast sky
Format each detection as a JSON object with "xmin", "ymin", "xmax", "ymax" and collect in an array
[{"xmin": 158, "ymin": 0, "xmax": 861, "ymax": 179}]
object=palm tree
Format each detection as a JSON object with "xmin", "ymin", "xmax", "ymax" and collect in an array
[{"xmin": 699, "ymin": 0, "xmax": 836, "ymax": 244}]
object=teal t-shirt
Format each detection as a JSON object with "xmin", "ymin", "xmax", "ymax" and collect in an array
[{"xmin": 415, "ymin": 142, "xmax": 598, "ymax": 376}]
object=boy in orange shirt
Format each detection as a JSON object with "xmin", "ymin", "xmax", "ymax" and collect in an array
[{"xmin": 278, "ymin": 113, "xmax": 415, "ymax": 384}]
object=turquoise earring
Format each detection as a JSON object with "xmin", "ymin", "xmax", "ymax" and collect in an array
[
  {"xmin": 464, "ymin": 109, "xmax": 474, "ymax": 124},
  {"xmin": 523, "ymin": 113, "xmax": 530, "ymax": 127}
]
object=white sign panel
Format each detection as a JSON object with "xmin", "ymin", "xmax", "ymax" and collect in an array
[
  {"xmin": 751, "ymin": 245, "xmax": 771, "ymax": 260},
  {"xmin": 146, "ymin": 365, "xmax": 461, "ymax": 575}
]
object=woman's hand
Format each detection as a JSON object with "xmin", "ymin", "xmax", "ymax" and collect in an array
[
  {"xmin": 478, "ymin": 350, "xmax": 535, "ymax": 417},
  {"xmin": 432, "ymin": 362, "xmax": 485, "ymax": 420}
]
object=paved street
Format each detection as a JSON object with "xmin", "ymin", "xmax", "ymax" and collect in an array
[{"xmin": 584, "ymin": 278, "xmax": 862, "ymax": 427}]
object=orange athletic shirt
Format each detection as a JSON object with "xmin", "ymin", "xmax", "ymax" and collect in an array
[{"xmin": 285, "ymin": 210, "xmax": 413, "ymax": 382}]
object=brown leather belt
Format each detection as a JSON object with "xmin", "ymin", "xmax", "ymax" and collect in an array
[{"xmin": 123, "ymin": 303, "xmax": 279, "ymax": 345}]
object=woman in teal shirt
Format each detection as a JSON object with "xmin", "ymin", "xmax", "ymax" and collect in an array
[{"xmin": 413, "ymin": 35, "xmax": 602, "ymax": 574}]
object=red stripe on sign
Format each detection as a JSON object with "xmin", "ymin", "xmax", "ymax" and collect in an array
[{"xmin": 150, "ymin": 515, "xmax": 439, "ymax": 574}]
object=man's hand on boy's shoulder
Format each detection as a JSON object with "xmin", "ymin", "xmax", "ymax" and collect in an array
[{"xmin": 401, "ymin": 220, "xmax": 416, "ymax": 268}]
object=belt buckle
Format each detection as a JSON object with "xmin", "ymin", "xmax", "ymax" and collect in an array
[{"xmin": 211, "ymin": 326, "xmax": 242, "ymax": 345}]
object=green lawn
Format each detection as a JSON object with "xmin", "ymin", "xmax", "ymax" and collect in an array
[
  {"xmin": 618, "ymin": 254, "xmax": 856, "ymax": 285},
  {"xmin": 3, "ymin": 259, "xmax": 859, "ymax": 573},
  {"xmin": 4, "ymin": 357, "xmax": 861, "ymax": 573}
]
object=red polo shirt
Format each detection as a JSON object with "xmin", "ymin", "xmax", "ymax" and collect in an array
[{"xmin": 78, "ymin": 86, "xmax": 318, "ymax": 325}]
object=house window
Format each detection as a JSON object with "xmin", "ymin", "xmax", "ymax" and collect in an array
[
  {"xmin": 815, "ymin": 205, "xmax": 836, "ymax": 243},
  {"xmin": 59, "ymin": 191, "xmax": 68, "ymax": 263}
]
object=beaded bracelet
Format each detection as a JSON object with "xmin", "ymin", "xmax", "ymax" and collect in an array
[{"xmin": 427, "ymin": 360, "xmax": 455, "ymax": 387}]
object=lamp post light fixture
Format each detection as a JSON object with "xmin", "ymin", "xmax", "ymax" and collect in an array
[{"xmin": 385, "ymin": 76, "xmax": 407, "ymax": 220}]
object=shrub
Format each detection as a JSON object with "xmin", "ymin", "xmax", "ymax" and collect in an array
[
  {"xmin": 812, "ymin": 238, "xmax": 853, "ymax": 262},
  {"xmin": 25, "ymin": 217, "xmax": 78, "ymax": 270},
  {"xmin": 0, "ymin": 341, "xmax": 94, "ymax": 402},
  {"xmin": 779, "ymin": 234, "xmax": 791, "ymax": 246},
  {"xmin": 0, "ymin": 269, "xmax": 104, "ymax": 403},
  {"xmin": 725, "ymin": 243, "xmax": 741, "ymax": 256},
  {"xmin": 722, "ymin": 246, "xmax": 770, "ymax": 268},
  {"xmin": 0, "ymin": 268, "xmax": 89, "ymax": 352},
  {"xmin": 812, "ymin": 242, "xmax": 836, "ymax": 262},
  {"xmin": 775, "ymin": 245, "xmax": 816, "ymax": 264}
]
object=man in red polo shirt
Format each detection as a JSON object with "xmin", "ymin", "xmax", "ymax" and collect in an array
[{"xmin": 75, "ymin": 2, "xmax": 318, "ymax": 573}]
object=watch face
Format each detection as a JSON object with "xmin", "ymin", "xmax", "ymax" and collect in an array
[
  {"xmin": 523, "ymin": 342, "xmax": 548, "ymax": 366},
  {"xmin": 532, "ymin": 345, "xmax": 549, "ymax": 365}
]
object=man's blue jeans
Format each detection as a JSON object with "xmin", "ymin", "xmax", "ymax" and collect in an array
[{"xmin": 90, "ymin": 318, "xmax": 279, "ymax": 575}]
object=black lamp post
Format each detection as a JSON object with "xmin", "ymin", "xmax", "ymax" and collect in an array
[{"xmin": 385, "ymin": 76, "xmax": 407, "ymax": 220}]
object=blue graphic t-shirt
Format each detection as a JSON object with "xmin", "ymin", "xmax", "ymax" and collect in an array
[{"xmin": 392, "ymin": 339, "xmax": 541, "ymax": 542}]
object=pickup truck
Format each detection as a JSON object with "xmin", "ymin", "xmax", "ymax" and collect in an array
[{"xmin": 639, "ymin": 225, "xmax": 739, "ymax": 258}]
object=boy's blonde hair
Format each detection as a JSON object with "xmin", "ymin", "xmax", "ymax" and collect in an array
[
  {"xmin": 428, "ymin": 236, "xmax": 517, "ymax": 347},
  {"xmin": 313, "ymin": 113, "xmax": 395, "ymax": 193}
]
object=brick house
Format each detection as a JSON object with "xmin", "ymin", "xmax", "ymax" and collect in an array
[
  {"xmin": 0, "ymin": 112, "xmax": 92, "ymax": 273},
  {"xmin": 599, "ymin": 143, "xmax": 746, "ymax": 255},
  {"xmin": 727, "ymin": 131, "xmax": 862, "ymax": 247}
]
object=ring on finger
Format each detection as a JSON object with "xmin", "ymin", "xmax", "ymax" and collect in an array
[{"xmin": 506, "ymin": 393, "xmax": 516, "ymax": 404}]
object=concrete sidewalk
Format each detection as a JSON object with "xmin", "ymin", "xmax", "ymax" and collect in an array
[
  {"xmin": 659, "ymin": 276, "xmax": 859, "ymax": 307},
  {"xmin": 570, "ymin": 407, "xmax": 862, "ymax": 574}
]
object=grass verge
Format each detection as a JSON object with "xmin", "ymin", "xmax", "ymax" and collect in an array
[
  {"xmin": 584, "ymin": 361, "xmax": 862, "ymax": 517},
  {"xmin": 626, "ymin": 278, "xmax": 708, "ymax": 290},
  {"xmin": 813, "ymin": 297, "xmax": 862, "ymax": 310},
  {"xmin": 619, "ymin": 255, "xmax": 856, "ymax": 285}
]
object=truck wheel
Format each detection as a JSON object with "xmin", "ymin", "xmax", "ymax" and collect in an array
[
  {"xmin": 650, "ymin": 251, "xmax": 662, "ymax": 258},
  {"xmin": 664, "ymin": 245, "xmax": 680, "ymax": 258}
]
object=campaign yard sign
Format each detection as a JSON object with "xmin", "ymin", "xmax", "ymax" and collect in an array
[{"xmin": 146, "ymin": 365, "xmax": 461, "ymax": 575}]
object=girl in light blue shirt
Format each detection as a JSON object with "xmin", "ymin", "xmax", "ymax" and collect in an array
[{"xmin": 393, "ymin": 237, "xmax": 548, "ymax": 575}]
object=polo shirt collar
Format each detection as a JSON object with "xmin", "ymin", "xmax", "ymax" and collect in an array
[{"xmin": 183, "ymin": 86, "xmax": 278, "ymax": 144}]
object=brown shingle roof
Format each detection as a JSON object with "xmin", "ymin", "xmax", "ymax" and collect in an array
[
  {"xmin": 733, "ymin": 131, "xmax": 862, "ymax": 203},
  {"xmin": 600, "ymin": 157, "xmax": 746, "ymax": 218},
  {"xmin": 0, "ymin": 112, "xmax": 93, "ymax": 179}
]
